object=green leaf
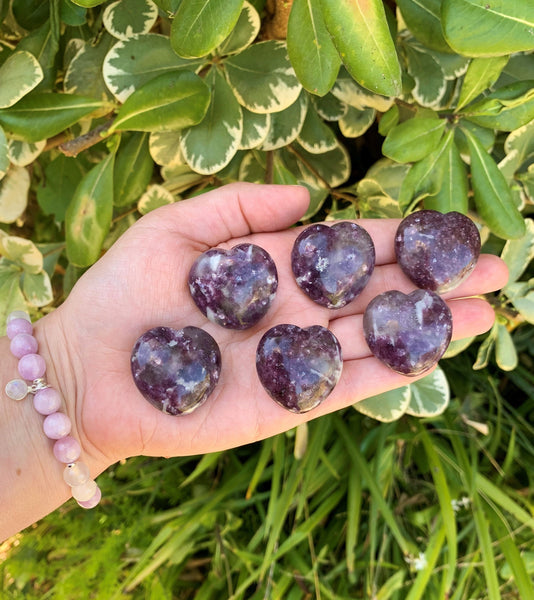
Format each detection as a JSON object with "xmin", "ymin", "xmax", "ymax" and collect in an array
[
  {"xmin": 224, "ymin": 40, "xmax": 302, "ymax": 114},
  {"xmin": 36, "ymin": 154, "xmax": 85, "ymax": 222},
  {"xmin": 260, "ymin": 90, "xmax": 308, "ymax": 151},
  {"xmin": 495, "ymin": 322, "xmax": 518, "ymax": 371},
  {"xmin": 180, "ymin": 68, "xmax": 243, "ymax": 175},
  {"xmin": 60, "ymin": 0, "xmax": 87, "ymax": 26},
  {"xmin": 396, "ymin": 0, "xmax": 451, "ymax": 53},
  {"xmin": 464, "ymin": 127, "xmax": 525, "ymax": 240},
  {"xmin": 320, "ymin": 0, "xmax": 401, "ymax": 96},
  {"xmin": 287, "ymin": 0, "xmax": 340, "ymax": 96},
  {"xmin": 217, "ymin": 1, "xmax": 260, "ymax": 56},
  {"xmin": 1, "ymin": 236, "xmax": 43, "ymax": 273},
  {"xmin": 171, "ymin": 0, "xmax": 244, "ymax": 58},
  {"xmin": 0, "ymin": 261, "xmax": 26, "ymax": 335},
  {"xmin": 103, "ymin": 0, "xmax": 158, "ymax": 41},
  {"xmin": 501, "ymin": 219, "xmax": 534, "ymax": 283},
  {"xmin": 297, "ymin": 104, "xmax": 337, "ymax": 153},
  {"xmin": 383, "ymin": 118, "xmax": 446, "ymax": 164},
  {"xmin": 22, "ymin": 270, "xmax": 53, "ymax": 307},
  {"xmin": 442, "ymin": 0, "xmax": 534, "ymax": 56},
  {"xmin": 378, "ymin": 104, "xmax": 399, "ymax": 136},
  {"xmin": 7, "ymin": 139, "xmax": 46, "ymax": 167},
  {"xmin": 138, "ymin": 184, "xmax": 175, "ymax": 215},
  {"xmin": 511, "ymin": 293, "xmax": 534, "ymax": 325},
  {"xmin": 0, "ymin": 93, "xmax": 103, "ymax": 143},
  {"xmin": 473, "ymin": 321, "xmax": 498, "ymax": 370},
  {"xmin": 239, "ymin": 108, "xmax": 269, "ymax": 150},
  {"xmin": 110, "ymin": 71, "xmax": 211, "ymax": 133},
  {"xmin": 442, "ymin": 335, "xmax": 475, "ymax": 358},
  {"xmin": 114, "ymin": 133, "xmax": 154, "ymax": 207},
  {"xmin": 464, "ymin": 81, "xmax": 534, "ymax": 132},
  {"xmin": 66, "ymin": 151, "xmax": 115, "ymax": 268},
  {"xmin": 0, "ymin": 126, "xmax": 8, "ymax": 180},
  {"xmin": 11, "ymin": 0, "xmax": 49, "ymax": 30},
  {"xmin": 339, "ymin": 106, "xmax": 375, "ymax": 138},
  {"xmin": 71, "ymin": 0, "xmax": 107, "ymax": 5},
  {"xmin": 406, "ymin": 367, "xmax": 450, "ymax": 417},
  {"xmin": 424, "ymin": 136, "xmax": 469, "ymax": 214},
  {"xmin": 0, "ymin": 166, "xmax": 30, "ymax": 224},
  {"xmin": 103, "ymin": 34, "xmax": 204, "ymax": 103},
  {"xmin": 456, "ymin": 56, "xmax": 509, "ymax": 111},
  {"xmin": 0, "ymin": 51, "xmax": 44, "ymax": 109},
  {"xmin": 353, "ymin": 386, "xmax": 411, "ymax": 422}
]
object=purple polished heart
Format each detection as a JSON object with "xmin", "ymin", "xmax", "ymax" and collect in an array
[
  {"xmin": 256, "ymin": 324, "xmax": 342, "ymax": 413},
  {"xmin": 363, "ymin": 290, "xmax": 452, "ymax": 376},
  {"xmin": 189, "ymin": 243, "xmax": 278, "ymax": 330},
  {"xmin": 291, "ymin": 222, "xmax": 375, "ymax": 308},
  {"xmin": 395, "ymin": 210, "xmax": 480, "ymax": 293},
  {"xmin": 131, "ymin": 326, "xmax": 221, "ymax": 416}
]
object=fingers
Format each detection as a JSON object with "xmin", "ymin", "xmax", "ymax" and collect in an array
[
  {"xmin": 330, "ymin": 296, "xmax": 495, "ymax": 361},
  {"xmin": 146, "ymin": 182, "xmax": 310, "ymax": 248}
]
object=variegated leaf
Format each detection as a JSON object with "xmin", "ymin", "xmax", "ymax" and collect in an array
[
  {"xmin": 7, "ymin": 139, "xmax": 46, "ymax": 167},
  {"xmin": 239, "ymin": 108, "xmax": 270, "ymax": 150},
  {"xmin": 0, "ymin": 261, "xmax": 26, "ymax": 336},
  {"xmin": 0, "ymin": 126, "xmax": 8, "ymax": 180},
  {"xmin": 405, "ymin": 367, "xmax": 450, "ymax": 417},
  {"xmin": 312, "ymin": 93, "xmax": 347, "ymax": 121},
  {"xmin": 149, "ymin": 131, "xmax": 185, "ymax": 167},
  {"xmin": 103, "ymin": 34, "xmax": 204, "ymax": 102},
  {"xmin": 103, "ymin": 0, "xmax": 158, "ymax": 40},
  {"xmin": 0, "ymin": 166, "xmax": 30, "ymax": 224},
  {"xmin": 218, "ymin": 1, "xmax": 260, "ymax": 56},
  {"xmin": 339, "ymin": 106, "xmax": 375, "ymax": 138},
  {"xmin": 138, "ymin": 184, "xmax": 175, "ymax": 214},
  {"xmin": 260, "ymin": 91, "xmax": 308, "ymax": 151},
  {"xmin": 224, "ymin": 41, "xmax": 302, "ymax": 114},
  {"xmin": 297, "ymin": 105, "xmax": 337, "ymax": 153},
  {"xmin": 1, "ymin": 236, "xmax": 43, "ymax": 274},
  {"xmin": 181, "ymin": 68, "xmax": 243, "ymax": 175},
  {"xmin": 291, "ymin": 141, "xmax": 350, "ymax": 188},
  {"xmin": 403, "ymin": 42, "xmax": 447, "ymax": 109},
  {"xmin": 331, "ymin": 69, "xmax": 393, "ymax": 112},
  {"xmin": 23, "ymin": 270, "xmax": 53, "ymax": 307},
  {"xmin": 354, "ymin": 386, "xmax": 411, "ymax": 422},
  {"xmin": 0, "ymin": 51, "xmax": 43, "ymax": 109}
]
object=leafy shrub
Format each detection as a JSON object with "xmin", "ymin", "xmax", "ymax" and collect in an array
[{"xmin": 1, "ymin": 1, "xmax": 533, "ymax": 598}]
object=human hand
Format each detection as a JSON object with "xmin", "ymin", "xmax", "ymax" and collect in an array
[{"xmin": 43, "ymin": 183, "xmax": 508, "ymax": 473}]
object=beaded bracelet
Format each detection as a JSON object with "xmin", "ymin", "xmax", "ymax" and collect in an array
[{"xmin": 4, "ymin": 310, "xmax": 101, "ymax": 509}]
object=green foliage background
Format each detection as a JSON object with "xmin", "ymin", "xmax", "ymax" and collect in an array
[{"xmin": 1, "ymin": 0, "xmax": 533, "ymax": 598}]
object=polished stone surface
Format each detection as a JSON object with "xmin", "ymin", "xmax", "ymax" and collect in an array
[
  {"xmin": 189, "ymin": 243, "xmax": 278, "ymax": 329},
  {"xmin": 291, "ymin": 222, "xmax": 375, "ymax": 308},
  {"xmin": 363, "ymin": 290, "xmax": 452, "ymax": 376},
  {"xmin": 256, "ymin": 324, "xmax": 342, "ymax": 413},
  {"xmin": 395, "ymin": 210, "xmax": 480, "ymax": 293},
  {"xmin": 131, "ymin": 326, "xmax": 221, "ymax": 415}
]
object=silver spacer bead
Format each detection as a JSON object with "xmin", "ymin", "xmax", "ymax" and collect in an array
[{"xmin": 28, "ymin": 378, "xmax": 50, "ymax": 394}]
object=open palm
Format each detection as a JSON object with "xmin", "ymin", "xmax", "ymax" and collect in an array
[{"xmin": 48, "ymin": 183, "xmax": 508, "ymax": 473}]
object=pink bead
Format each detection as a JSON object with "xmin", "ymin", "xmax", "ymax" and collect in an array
[
  {"xmin": 33, "ymin": 387, "xmax": 62, "ymax": 415},
  {"xmin": 10, "ymin": 333, "xmax": 38, "ymax": 358},
  {"xmin": 77, "ymin": 486, "xmax": 101, "ymax": 509},
  {"xmin": 53, "ymin": 436, "xmax": 81, "ymax": 463},
  {"xmin": 43, "ymin": 412, "xmax": 72, "ymax": 439},
  {"xmin": 6, "ymin": 318, "xmax": 32, "ymax": 339},
  {"xmin": 18, "ymin": 353, "xmax": 46, "ymax": 380}
]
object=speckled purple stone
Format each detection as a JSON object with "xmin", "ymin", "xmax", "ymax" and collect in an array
[
  {"xmin": 291, "ymin": 222, "xmax": 375, "ymax": 309},
  {"xmin": 363, "ymin": 290, "xmax": 452, "ymax": 376},
  {"xmin": 395, "ymin": 210, "xmax": 480, "ymax": 293},
  {"xmin": 189, "ymin": 243, "xmax": 278, "ymax": 330},
  {"xmin": 131, "ymin": 326, "xmax": 221, "ymax": 416},
  {"xmin": 256, "ymin": 324, "xmax": 342, "ymax": 413}
]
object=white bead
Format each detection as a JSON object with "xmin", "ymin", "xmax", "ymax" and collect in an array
[
  {"xmin": 63, "ymin": 462, "xmax": 91, "ymax": 487},
  {"xmin": 71, "ymin": 479, "xmax": 98, "ymax": 502},
  {"xmin": 7, "ymin": 310, "xmax": 31, "ymax": 323},
  {"xmin": 5, "ymin": 379, "xmax": 28, "ymax": 401}
]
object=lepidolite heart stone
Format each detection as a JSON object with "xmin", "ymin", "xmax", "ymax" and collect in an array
[
  {"xmin": 131, "ymin": 326, "xmax": 221, "ymax": 415},
  {"xmin": 363, "ymin": 290, "xmax": 452, "ymax": 376},
  {"xmin": 189, "ymin": 243, "xmax": 278, "ymax": 330},
  {"xmin": 291, "ymin": 222, "xmax": 375, "ymax": 308},
  {"xmin": 256, "ymin": 324, "xmax": 342, "ymax": 413},
  {"xmin": 395, "ymin": 210, "xmax": 480, "ymax": 293}
]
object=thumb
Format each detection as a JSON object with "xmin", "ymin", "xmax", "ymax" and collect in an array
[{"xmin": 146, "ymin": 182, "xmax": 310, "ymax": 247}]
